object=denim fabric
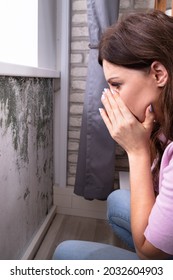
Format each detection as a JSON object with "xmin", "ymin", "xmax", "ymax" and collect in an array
[
  {"xmin": 52, "ymin": 240, "xmax": 139, "ymax": 260},
  {"xmin": 107, "ymin": 189, "xmax": 135, "ymax": 250}
]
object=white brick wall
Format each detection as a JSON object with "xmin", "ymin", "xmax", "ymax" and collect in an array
[
  {"xmin": 67, "ymin": 0, "xmax": 89, "ymax": 187},
  {"xmin": 67, "ymin": 0, "xmax": 166, "ymax": 189}
]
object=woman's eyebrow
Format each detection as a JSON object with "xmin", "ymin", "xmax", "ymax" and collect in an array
[{"xmin": 107, "ymin": 77, "xmax": 120, "ymax": 83}]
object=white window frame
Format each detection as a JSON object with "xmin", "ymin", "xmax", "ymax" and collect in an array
[
  {"xmin": 0, "ymin": 0, "xmax": 60, "ymax": 78},
  {"xmin": 54, "ymin": 0, "xmax": 70, "ymax": 188}
]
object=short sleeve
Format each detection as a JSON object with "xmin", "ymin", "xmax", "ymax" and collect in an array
[{"xmin": 144, "ymin": 143, "xmax": 173, "ymax": 255}]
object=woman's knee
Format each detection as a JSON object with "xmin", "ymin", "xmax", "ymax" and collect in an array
[
  {"xmin": 107, "ymin": 189, "xmax": 130, "ymax": 215},
  {"xmin": 107, "ymin": 189, "xmax": 131, "ymax": 227},
  {"xmin": 52, "ymin": 240, "xmax": 74, "ymax": 260},
  {"xmin": 52, "ymin": 240, "xmax": 95, "ymax": 260}
]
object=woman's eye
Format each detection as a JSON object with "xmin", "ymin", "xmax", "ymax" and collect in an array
[{"xmin": 111, "ymin": 83, "xmax": 121, "ymax": 89}]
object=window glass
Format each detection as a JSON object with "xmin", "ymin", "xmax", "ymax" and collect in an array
[{"xmin": 0, "ymin": 0, "xmax": 38, "ymax": 67}]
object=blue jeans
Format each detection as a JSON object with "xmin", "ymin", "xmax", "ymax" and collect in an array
[
  {"xmin": 52, "ymin": 189, "xmax": 139, "ymax": 259},
  {"xmin": 107, "ymin": 189, "xmax": 135, "ymax": 250}
]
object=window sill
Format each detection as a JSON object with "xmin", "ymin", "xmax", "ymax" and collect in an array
[{"xmin": 0, "ymin": 62, "xmax": 60, "ymax": 78}]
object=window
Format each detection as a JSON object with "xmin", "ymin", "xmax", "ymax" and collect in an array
[
  {"xmin": 0, "ymin": 0, "xmax": 60, "ymax": 77},
  {"xmin": 0, "ymin": 0, "xmax": 37, "ymax": 67}
]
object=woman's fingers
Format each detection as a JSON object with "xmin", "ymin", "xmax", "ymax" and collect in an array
[
  {"xmin": 142, "ymin": 106, "xmax": 155, "ymax": 135},
  {"xmin": 101, "ymin": 88, "xmax": 123, "ymax": 124},
  {"xmin": 110, "ymin": 89, "xmax": 136, "ymax": 123},
  {"xmin": 101, "ymin": 88, "xmax": 135, "ymax": 125},
  {"xmin": 100, "ymin": 88, "xmax": 128, "ymax": 141}
]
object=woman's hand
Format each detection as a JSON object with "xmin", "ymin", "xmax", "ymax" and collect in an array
[{"xmin": 99, "ymin": 88, "xmax": 155, "ymax": 156}]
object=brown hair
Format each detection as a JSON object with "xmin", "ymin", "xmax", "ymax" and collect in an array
[{"xmin": 98, "ymin": 11, "xmax": 173, "ymax": 181}]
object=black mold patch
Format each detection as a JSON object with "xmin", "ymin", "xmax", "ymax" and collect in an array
[{"xmin": 0, "ymin": 77, "xmax": 53, "ymax": 165}]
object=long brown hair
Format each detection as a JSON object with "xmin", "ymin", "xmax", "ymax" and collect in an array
[{"xmin": 98, "ymin": 11, "xmax": 173, "ymax": 181}]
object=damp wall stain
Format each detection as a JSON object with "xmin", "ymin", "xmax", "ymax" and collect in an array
[
  {"xmin": 0, "ymin": 77, "xmax": 53, "ymax": 162},
  {"xmin": 0, "ymin": 76, "xmax": 54, "ymax": 259}
]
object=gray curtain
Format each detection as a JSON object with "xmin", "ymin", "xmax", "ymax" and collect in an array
[{"xmin": 74, "ymin": 0, "xmax": 120, "ymax": 200}]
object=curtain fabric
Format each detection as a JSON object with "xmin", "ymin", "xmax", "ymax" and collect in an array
[{"xmin": 74, "ymin": 0, "xmax": 120, "ymax": 200}]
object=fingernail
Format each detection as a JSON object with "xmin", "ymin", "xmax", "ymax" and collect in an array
[
  {"xmin": 99, "ymin": 108, "xmax": 103, "ymax": 114},
  {"xmin": 149, "ymin": 104, "xmax": 154, "ymax": 112},
  {"xmin": 101, "ymin": 93, "xmax": 106, "ymax": 100},
  {"xmin": 104, "ymin": 88, "xmax": 108, "ymax": 93},
  {"xmin": 111, "ymin": 89, "xmax": 115, "ymax": 95}
]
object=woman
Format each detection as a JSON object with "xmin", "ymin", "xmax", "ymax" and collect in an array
[{"xmin": 53, "ymin": 11, "xmax": 173, "ymax": 260}]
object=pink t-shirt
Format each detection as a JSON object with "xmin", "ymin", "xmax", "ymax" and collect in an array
[{"xmin": 144, "ymin": 141, "xmax": 173, "ymax": 255}]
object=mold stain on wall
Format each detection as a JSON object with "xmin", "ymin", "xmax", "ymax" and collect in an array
[
  {"xmin": 0, "ymin": 76, "xmax": 54, "ymax": 259},
  {"xmin": 0, "ymin": 77, "xmax": 53, "ymax": 162}
]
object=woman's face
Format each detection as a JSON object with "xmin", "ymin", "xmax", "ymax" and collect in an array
[{"xmin": 102, "ymin": 59, "xmax": 161, "ymax": 122}]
